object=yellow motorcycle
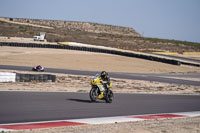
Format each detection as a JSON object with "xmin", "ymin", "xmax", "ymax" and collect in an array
[{"xmin": 89, "ymin": 77, "xmax": 114, "ymax": 103}]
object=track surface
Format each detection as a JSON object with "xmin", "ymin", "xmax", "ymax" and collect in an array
[
  {"xmin": 1, "ymin": 65, "xmax": 200, "ymax": 124},
  {"xmin": 0, "ymin": 65, "xmax": 200, "ymax": 86},
  {"xmin": 0, "ymin": 91, "xmax": 200, "ymax": 124}
]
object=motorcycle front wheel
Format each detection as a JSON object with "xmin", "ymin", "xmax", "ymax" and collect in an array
[{"xmin": 89, "ymin": 88, "xmax": 98, "ymax": 102}]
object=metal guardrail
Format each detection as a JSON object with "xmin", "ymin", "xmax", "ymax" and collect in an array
[
  {"xmin": 0, "ymin": 42, "xmax": 193, "ymax": 66},
  {"xmin": 0, "ymin": 71, "xmax": 56, "ymax": 82}
]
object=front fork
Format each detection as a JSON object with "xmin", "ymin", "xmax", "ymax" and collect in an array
[{"xmin": 92, "ymin": 85, "xmax": 100, "ymax": 96}]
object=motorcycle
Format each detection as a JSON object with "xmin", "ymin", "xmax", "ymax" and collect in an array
[
  {"xmin": 89, "ymin": 76, "xmax": 114, "ymax": 103},
  {"xmin": 32, "ymin": 65, "xmax": 45, "ymax": 72}
]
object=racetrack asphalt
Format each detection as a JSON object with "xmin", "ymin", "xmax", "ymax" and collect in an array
[
  {"xmin": 0, "ymin": 65, "xmax": 200, "ymax": 124},
  {"xmin": 0, "ymin": 65, "xmax": 200, "ymax": 86},
  {"xmin": 0, "ymin": 91, "xmax": 200, "ymax": 124}
]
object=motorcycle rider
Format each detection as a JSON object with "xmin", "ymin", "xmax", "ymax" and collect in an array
[
  {"xmin": 36, "ymin": 65, "xmax": 42, "ymax": 70},
  {"xmin": 93, "ymin": 71, "xmax": 110, "ymax": 99}
]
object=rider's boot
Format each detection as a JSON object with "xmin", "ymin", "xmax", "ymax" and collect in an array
[{"xmin": 98, "ymin": 91, "xmax": 104, "ymax": 99}]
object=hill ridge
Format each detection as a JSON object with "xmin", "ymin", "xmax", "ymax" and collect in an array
[{"xmin": 6, "ymin": 17, "xmax": 141, "ymax": 37}]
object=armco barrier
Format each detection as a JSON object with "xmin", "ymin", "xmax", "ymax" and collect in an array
[
  {"xmin": 1, "ymin": 42, "xmax": 196, "ymax": 66},
  {"xmin": 0, "ymin": 72, "xmax": 16, "ymax": 82},
  {"xmin": 16, "ymin": 73, "xmax": 56, "ymax": 82}
]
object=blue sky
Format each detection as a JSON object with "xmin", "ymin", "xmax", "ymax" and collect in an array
[{"xmin": 0, "ymin": 0, "xmax": 200, "ymax": 43}]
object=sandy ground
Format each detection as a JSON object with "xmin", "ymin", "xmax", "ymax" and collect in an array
[
  {"xmin": 0, "ymin": 70, "xmax": 200, "ymax": 95},
  {"xmin": 14, "ymin": 116, "xmax": 200, "ymax": 133},
  {"xmin": 0, "ymin": 47, "xmax": 200, "ymax": 73},
  {"xmin": 1, "ymin": 46, "xmax": 200, "ymax": 133},
  {"xmin": 0, "ymin": 36, "xmax": 56, "ymax": 44}
]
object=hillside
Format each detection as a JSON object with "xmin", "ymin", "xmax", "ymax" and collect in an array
[{"xmin": 0, "ymin": 17, "xmax": 200, "ymax": 53}]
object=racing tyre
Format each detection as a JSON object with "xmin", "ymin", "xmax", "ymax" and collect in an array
[
  {"xmin": 105, "ymin": 90, "xmax": 114, "ymax": 103},
  {"xmin": 89, "ymin": 88, "xmax": 98, "ymax": 102}
]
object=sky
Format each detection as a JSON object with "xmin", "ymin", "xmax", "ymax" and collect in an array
[{"xmin": 0, "ymin": 0, "xmax": 200, "ymax": 43}]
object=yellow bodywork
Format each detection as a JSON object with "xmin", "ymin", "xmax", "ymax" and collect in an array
[
  {"xmin": 91, "ymin": 77, "xmax": 112, "ymax": 87},
  {"xmin": 91, "ymin": 75, "xmax": 112, "ymax": 99},
  {"xmin": 91, "ymin": 77, "xmax": 102, "ymax": 85}
]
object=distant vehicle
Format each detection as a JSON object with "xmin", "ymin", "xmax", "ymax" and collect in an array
[
  {"xmin": 33, "ymin": 32, "xmax": 46, "ymax": 41},
  {"xmin": 32, "ymin": 65, "xmax": 44, "ymax": 72}
]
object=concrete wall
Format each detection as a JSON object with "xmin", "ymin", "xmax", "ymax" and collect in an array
[{"xmin": 0, "ymin": 72, "xmax": 16, "ymax": 82}]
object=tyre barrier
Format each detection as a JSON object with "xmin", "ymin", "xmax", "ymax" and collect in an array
[
  {"xmin": 16, "ymin": 73, "xmax": 56, "ymax": 82},
  {"xmin": 1, "ymin": 42, "xmax": 198, "ymax": 66}
]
